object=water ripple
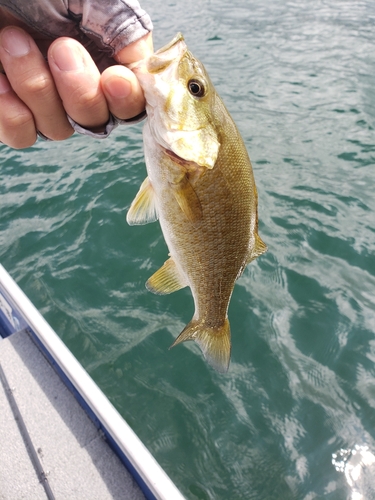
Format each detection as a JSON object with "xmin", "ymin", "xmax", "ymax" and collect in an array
[{"xmin": 1, "ymin": 0, "xmax": 375, "ymax": 498}]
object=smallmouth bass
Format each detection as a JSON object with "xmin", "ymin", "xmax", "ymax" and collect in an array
[{"xmin": 127, "ymin": 34, "xmax": 267, "ymax": 373}]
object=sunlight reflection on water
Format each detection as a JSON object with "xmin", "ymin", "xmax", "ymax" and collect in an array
[{"xmin": 332, "ymin": 445, "xmax": 375, "ymax": 500}]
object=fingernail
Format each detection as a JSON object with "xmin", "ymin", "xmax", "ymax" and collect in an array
[
  {"xmin": 1, "ymin": 28, "xmax": 31, "ymax": 57},
  {"xmin": 50, "ymin": 42, "xmax": 84, "ymax": 71},
  {"xmin": 105, "ymin": 76, "xmax": 132, "ymax": 99},
  {"xmin": 0, "ymin": 74, "xmax": 11, "ymax": 94}
]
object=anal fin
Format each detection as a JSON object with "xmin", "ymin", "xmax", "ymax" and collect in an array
[
  {"xmin": 127, "ymin": 177, "xmax": 158, "ymax": 225},
  {"xmin": 146, "ymin": 258, "xmax": 187, "ymax": 295}
]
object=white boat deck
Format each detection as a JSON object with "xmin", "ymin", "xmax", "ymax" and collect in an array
[
  {"xmin": 0, "ymin": 264, "xmax": 185, "ymax": 500},
  {"xmin": 0, "ymin": 329, "xmax": 145, "ymax": 500}
]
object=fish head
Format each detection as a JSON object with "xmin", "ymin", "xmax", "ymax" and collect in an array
[{"xmin": 132, "ymin": 33, "xmax": 220, "ymax": 169}]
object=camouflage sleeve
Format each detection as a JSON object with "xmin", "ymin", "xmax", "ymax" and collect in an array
[
  {"xmin": 0, "ymin": 0, "xmax": 152, "ymax": 69},
  {"xmin": 66, "ymin": 110, "xmax": 147, "ymax": 139},
  {"xmin": 67, "ymin": 0, "xmax": 153, "ymax": 55}
]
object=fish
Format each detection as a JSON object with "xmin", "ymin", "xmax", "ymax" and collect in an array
[{"xmin": 127, "ymin": 33, "xmax": 267, "ymax": 373}]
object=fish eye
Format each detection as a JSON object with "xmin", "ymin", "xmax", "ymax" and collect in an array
[{"xmin": 188, "ymin": 79, "xmax": 205, "ymax": 98}]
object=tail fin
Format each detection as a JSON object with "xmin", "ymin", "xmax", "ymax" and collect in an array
[{"xmin": 170, "ymin": 318, "xmax": 231, "ymax": 373}]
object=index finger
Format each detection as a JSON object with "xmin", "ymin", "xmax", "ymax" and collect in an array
[{"xmin": 48, "ymin": 38, "xmax": 109, "ymax": 130}]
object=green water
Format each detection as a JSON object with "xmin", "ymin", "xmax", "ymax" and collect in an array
[{"xmin": 1, "ymin": 1, "xmax": 375, "ymax": 498}]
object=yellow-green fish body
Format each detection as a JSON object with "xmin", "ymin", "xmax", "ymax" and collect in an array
[{"xmin": 127, "ymin": 34, "xmax": 266, "ymax": 372}]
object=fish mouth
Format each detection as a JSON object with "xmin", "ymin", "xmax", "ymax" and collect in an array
[
  {"xmin": 146, "ymin": 33, "xmax": 187, "ymax": 74},
  {"xmin": 128, "ymin": 33, "xmax": 187, "ymax": 75},
  {"xmin": 155, "ymin": 33, "xmax": 185, "ymax": 55}
]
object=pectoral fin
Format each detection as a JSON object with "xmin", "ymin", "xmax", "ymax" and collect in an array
[
  {"xmin": 170, "ymin": 176, "xmax": 203, "ymax": 223},
  {"xmin": 126, "ymin": 177, "xmax": 158, "ymax": 225},
  {"xmin": 146, "ymin": 258, "xmax": 187, "ymax": 295}
]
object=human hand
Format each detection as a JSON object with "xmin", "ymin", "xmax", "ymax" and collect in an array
[{"xmin": 0, "ymin": 24, "xmax": 153, "ymax": 149}]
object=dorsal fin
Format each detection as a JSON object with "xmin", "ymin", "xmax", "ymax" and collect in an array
[{"xmin": 126, "ymin": 177, "xmax": 158, "ymax": 225}]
